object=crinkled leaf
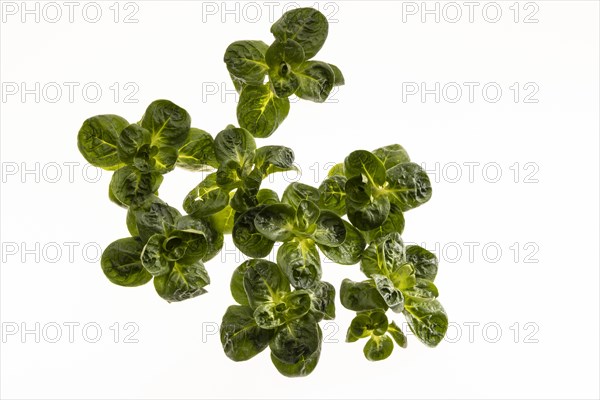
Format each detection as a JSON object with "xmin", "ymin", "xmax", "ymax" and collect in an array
[
  {"xmin": 317, "ymin": 220, "xmax": 365, "ymax": 265},
  {"xmin": 372, "ymin": 144, "xmax": 410, "ymax": 170},
  {"xmin": 363, "ymin": 335, "xmax": 394, "ymax": 361},
  {"xmin": 329, "ymin": 63, "xmax": 345, "ymax": 86},
  {"xmin": 363, "ymin": 202, "xmax": 405, "ymax": 243},
  {"xmin": 339, "ymin": 279, "xmax": 388, "ymax": 312},
  {"xmin": 133, "ymin": 196, "xmax": 181, "ymax": 243},
  {"xmin": 109, "ymin": 166, "xmax": 163, "ymax": 207},
  {"xmin": 221, "ymin": 305, "xmax": 274, "ymax": 361},
  {"xmin": 312, "ymin": 210, "xmax": 346, "ymax": 247},
  {"xmin": 238, "ymin": 84, "xmax": 290, "ymax": 138},
  {"xmin": 101, "ymin": 237, "xmax": 151, "ymax": 287},
  {"xmin": 372, "ymin": 274, "xmax": 404, "ymax": 313},
  {"xmin": 310, "ymin": 281, "xmax": 336, "ymax": 321},
  {"xmin": 270, "ymin": 7, "xmax": 328, "ymax": 59},
  {"xmin": 406, "ymin": 245, "xmax": 438, "ymax": 281},
  {"xmin": 254, "ymin": 203, "xmax": 296, "ymax": 242},
  {"xmin": 213, "ymin": 126, "xmax": 256, "ymax": 167},
  {"xmin": 243, "ymin": 259, "xmax": 290, "ymax": 309},
  {"xmin": 175, "ymin": 215, "xmax": 223, "ymax": 262},
  {"xmin": 403, "ymin": 299, "xmax": 448, "ymax": 347},
  {"xmin": 141, "ymin": 234, "xmax": 170, "ymax": 276},
  {"xmin": 232, "ymin": 206, "xmax": 275, "ymax": 258},
  {"xmin": 224, "ymin": 40, "xmax": 269, "ymax": 85},
  {"xmin": 360, "ymin": 232, "xmax": 405, "ymax": 278},
  {"xmin": 270, "ymin": 316, "xmax": 320, "ymax": 365},
  {"xmin": 266, "ymin": 39, "xmax": 305, "ymax": 98},
  {"xmin": 176, "ymin": 128, "xmax": 218, "ymax": 171},
  {"xmin": 140, "ymin": 99, "xmax": 191, "ymax": 148},
  {"xmin": 153, "ymin": 260, "xmax": 210, "ymax": 303},
  {"xmin": 295, "ymin": 200, "xmax": 320, "ymax": 232},
  {"xmin": 295, "ymin": 61, "xmax": 335, "ymax": 103},
  {"xmin": 318, "ymin": 175, "xmax": 347, "ymax": 216},
  {"xmin": 387, "ymin": 321, "xmax": 408, "ymax": 348},
  {"xmin": 183, "ymin": 173, "xmax": 230, "ymax": 218},
  {"xmin": 277, "ymin": 239, "xmax": 321, "ymax": 289},
  {"xmin": 117, "ymin": 123, "xmax": 151, "ymax": 165},
  {"xmin": 344, "ymin": 150, "xmax": 387, "ymax": 186},
  {"xmin": 385, "ymin": 162, "xmax": 432, "ymax": 211},
  {"xmin": 210, "ymin": 205, "xmax": 236, "ymax": 234},
  {"xmin": 257, "ymin": 188, "xmax": 280, "ymax": 205},
  {"xmin": 403, "ymin": 278, "xmax": 439, "ymax": 302},
  {"xmin": 77, "ymin": 114, "xmax": 128, "ymax": 170},
  {"xmin": 281, "ymin": 182, "xmax": 319, "ymax": 208},
  {"xmin": 346, "ymin": 194, "xmax": 390, "ymax": 231},
  {"xmin": 254, "ymin": 145, "xmax": 295, "ymax": 175}
]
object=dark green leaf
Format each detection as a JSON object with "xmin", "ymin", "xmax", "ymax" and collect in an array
[
  {"xmin": 403, "ymin": 278, "xmax": 439, "ymax": 302},
  {"xmin": 339, "ymin": 279, "xmax": 388, "ymax": 312},
  {"xmin": 295, "ymin": 61, "xmax": 335, "ymax": 103},
  {"xmin": 221, "ymin": 305, "xmax": 274, "ymax": 361},
  {"xmin": 372, "ymin": 274, "xmax": 404, "ymax": 312},
  {"xmin": 329, "ymin": 63, "xmax": 345, "ymax": 86},
  {"xmin": 363, "ymin": 335, "xmax": 394, "ymax": 361},
  {"xmin": 346, "ymin": 314, "xmax": 371, "ymax": 342},
  {"xmin": 232, "ymin": 206, "xmax": 275, "ymax": 258},
  {"xmin": 277, "ymin": 239, "xmax": 321, "ymax": 289},
  {"xmin": 109, "ymin": 166, "xmax": 163, "ymax": 207},
  {"xmin": 254, "ymin": 203, "xmax": 296, "ymax": 242},
  {"xmin": 360, "ymin": 232, "xmax": 405, "ymax": 278},
  {"xmin": 346, "ymin": 194, "xmax": 390, "ymax": 231},
  {"xmin": 266, "ymin": 39, "xmax": 305, "ymax": 98},
  {"xmin": 175, "ymin": 215, "xmax": 224, "ymax": 262},
  {"xmin": 210, "ymin": 205, "xmax": 236, "ymax": 234},
  {"xmin": 281, "ymin": 182, "xmax": 319, "ymax": 209},
  {"xmin": 310, "ymin": 281, "xmax": 336, "ymax": 321},
  {"xmin": 270, "ymin": 7, "xmax": 328, "ymax": 59},
  {"xmin": 270, "ymin": 343, "xmax": 320, "ymax": 377},
  {"xmin": 101, "ymin": 237, "xmax": 151, "ymax": 287},
  {"xmin": 372, "ymin": 144, "xmax": 410, "ymax": 170},
  {"xmin": 270, "ymin": 316, "xmax": 321, "ymax": 365},
  {"xmin": 237, "ymin": 84, "xmax": 290, "ymax": 138},
  {"xmin": 176, "ymin": 128, "xmax": 219, "ymax": 171},
  {"xmin": 213, "ymin": 126, "xmax": 256, "ymax": 167},
  {"xmin": 153, "ymin": 260, "xmax": 210, "ymax": 302},
  {"xmin": 140, "ymin": 234, "xmax": 170, "ymax": 276},
  {"xmin": 312, "ymin": 210, "xmax": 346, "ymax": 247},
  {"xmin": 385, "ymin": 162, "xmax": 433, "ymax": 211},
  {"xmin": 77, "ymin": 114, "xmax": 128, "ymax": 170},
  {"xmin": 318, "ymin": 175, "xmax": 347, "ymax": 216},
  {"xmin": 295, "ymin": 200, "xmax": 320, "ymax": 232},
  {"xmin": 257, "ymin": 188, "xmax": 280, "ymax": 205},
  {"xmin": 243, "ymin": 259, "xmax": 290, "ymax": 308},
  {"xmin": 140, "ymin": 99, "xmax": 191, "ymax": 148},
  {"xmin": 133, "ymin": 196, "xmax": 181, "ymax": 243},
  {"xmin": 254, "ymin": 145, "xmax": 295, "ymax": 175},
  {"xmin": 317, "ymin": 220, "xmax": 366, "ymax": 265},
  {"xmin": 117, "ymin": 123, "xmax": 151, "ymax": 165},
  {"xmin": 224, "ymin": 40, "xmax": 269, "ymax": 85},
  {"xmin": 183, "ymin": 173, "xmax": 230, "ymax": 218},
  {"xmin": 164, "ymin": 229, "xmax": 208, "ymax": 264},
  {"xmin": 344, "ymin": 150, "xmax": 387, "ymax": 186},
  {"xmin": 403, "ymin": 299, "xmax": 448, "ymax": 347},
  {"xmin": 363, "ymin": 202, "xmax": 405, "ymax": 243},
  {"xmin": 126, "ymin": 208, "xmax": 139, "ymax": 236},
  {"xmin": 230, "ymin": 260, "xmax": 253, "ymax": 306},
  {"xmin": 406, "ymin": 245, "xmax": 438, "ymax": 281}
]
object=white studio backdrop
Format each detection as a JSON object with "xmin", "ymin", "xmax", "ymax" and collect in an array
[{"xmin": 0, "ymin": 1, "xmax": 599, "ymax": 399}]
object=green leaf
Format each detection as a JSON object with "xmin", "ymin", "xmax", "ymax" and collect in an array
[
  {"xmin": 372, "ymin": 274, "xmax": 404, "ymax": 312},
  {"xmin": 210, "ymin": 205, "xmax": 235, "ymax": 234},
  {"xmin": 295, "ymin": 200, "xmax": 320, "ymax": 232},
  {"xmin": 312, "ymin": 210, "xmax": 346, "ymax": 247},
  {"xmin": 224, "ymin": 40, "xmax": 269, "ymax": 85},
  {"xmin": 254, "ymin": 145, "xmax": 295, "ymax": 175},
  {"xmin": 387, "ymin": 321, "xmax": 407, "ymax": 348},
  {"xmin": 109, "ymin": 184, "xmax": 127, "ymax": 209},
  {"xmin": 140, "ymin": 234, "xmax": 171, "ymax": 276},
  {"xmin": 126, "ymin": 208, "xmax": 139, "ymax": 236},
  {"xmin": 339, "ymin": 279, "xmax": 388, "ymax": 312},
  {"xmin": 132, "ymin": 196, "xmax": 181, "ymax": 243},
  {"xmin": 213, "ymin": 126, "xmax": 256, "ymax": 167},
  {"xmin": 372, "ymin": 144, "xmax": 410, "ymax": 170},
  {"xmin": 318, "ymin": 175, "xmax": 347, "ymax": 216},
  {"xmin": 101, "ymin": 237, "xmax": 151, "ymax": 287},
  {"xmin": 270, "ymin": 316, "xmax": 321, "ymax": 365},
  {"xmin": 385, "ymin": 162, "xmax": 433, "ymax": 211},
  {"xmin": 281, "ymin": 182, "xmax": 319, "ymax": 209},
  {"xmin": 363, "ymin": 202, "xmax": 405, "ymax": 243},
  {"xmin": 221, "ymin": 305, "xmax": 274, "ymax": 361},
  {"xmin": 403, "ymin": 278, "xmax": 439, "ymax": 302},
  {"xmin": 328, "ymin": 63, "xmax": 345, "ymax": 86},
  {"xmin": 153, "ymin": 260, "xmax": 210, "ymax": 303},
  {"xmin": 77, "ymin": 114, "xmax": 128, "ymax": 170},
  {"xmin": 346, "ymin": 194, "xmax": 390, "ymax": 231},
  {"xmin": 327, "ymin": 162, "xmax": 345, "ymax": 177},
  {"xmin": 230, "ymin": 168, "xmax": 263, "ymax": 213},
  {"xmin": 164, "ymin": 229, "xmax": 208, "ymax": 264},
  {"xmin": 243, "ymin": 259, "xmax": 290, "ymax": 309},
  {"xmin": 266, "ymin": 39, "xmax": 305, "ymax": 98},
  {"xmin": 282, "ymin": 290, "xmax": 312, "ymax": 322},
  {"xmin": 317, "ymin": 220, "xmax": 366, "ymax": 265},
  {"xmin": 254, "ymin": 291, "xmax": 311, "ymax": 329},
  {"xmin": 344, "ymin": 150, "xmax": 387, "ymax": 186},
  {"xmin": 140, "ymin": 99, "xmax": 191, "ymax": 148},
  {"xmin": 346, "ymin": 314, "xmax": 371, "ymax": 342},
  {"xmin": 109, "ymin": 166, "xmax": 163, "ymax": 207},
  {"xmin": 183, "ymin": 173, "xmax": 230, "ymax": 218},
  {"xmin": 406, "ymin": 245, "xmax": 438, "ymax": 281},
  {"xmin": 270, "ymin": 7, "xmax": 329, "ymax": 59},
  {"xmin": 237, "ymin": 84, "xmax": 290, "ymax": 138},
  {"xmin": 232, "ymin": 206, "xmax": 275, "ymax": 258},
  {"xmin": 277, "ymin": 239, "xmax": 321, "ymax": 289},
  {"xmin": 271, "ymin": 344, "xmax": 321, "ymax": 377},
  {"xmin": 363, "ymin": 335, "xmax": 394, "ymax": 361},
  {"xmin": 117, "ymin": 123, "xmax": 151, "ymax": 165},
  {"xmin": 257, "ymin": 188, "xmax": 280, "ymax": 205},
  {"xmin": 309, "ymin": 281, "xmax": 336, "ymax": 321},
  {"xmin": 230, "ymin": 260, "xmax": 254, "ymax": 306},
  {"xmin": 175, "ymin": 215, "xmax": 224, "ymax": 262},
  {"xmin": 254, "ymin": 203, "xmax": 296, "ymax": 242},
  {"xmin": 176, "ymin": 128, "xmax": 219, "ymax": 171},
  {"xmin": 295, "ymin": 61, "xmax": 335, "ymax": 103},
  {"xmin": 360, "ymin": 232, "xmax": 405, "ymax": 278},
  {"xmin": 403, "ymin": 299, "xmax": 448, "ymax": 347}
]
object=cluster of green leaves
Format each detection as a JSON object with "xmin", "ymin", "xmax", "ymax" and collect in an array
[
  {"xmin": 221, "ymin": 259, "xmax": 334, "ymax": 376},
  {"xmin": 225, "ymin": 7, "xmax": 343, "ymax": 138},
  {"xmin": 76, "ymin": 6, "xmax": 447, "ymax": 378}
]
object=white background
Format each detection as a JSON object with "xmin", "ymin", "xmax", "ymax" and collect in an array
[{"xmin": 1, "ymin": 1, "xmax": 599, "ymax": 399}]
